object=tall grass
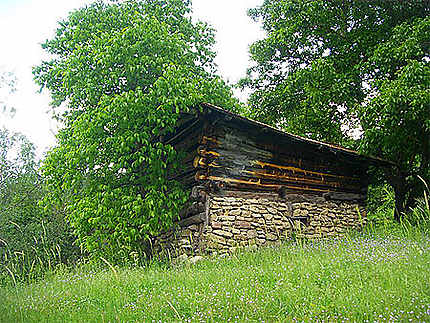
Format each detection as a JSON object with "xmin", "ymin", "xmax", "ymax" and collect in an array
[
  {"xmin": 406, "ymin": 175, "xmax": 430, "ymax": 228},
  {"xmin": 1, "ymin": 180, "xmax": 429, "ymax": 321},
  {"xmin": 0, "ymin": 223, "xmax": 429, "ymax": 322},
  {"xmin": 0, "ymin": 217, "xmax": 81, "ymax": 286}
]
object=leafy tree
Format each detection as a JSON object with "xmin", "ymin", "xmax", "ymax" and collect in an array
[
  {"xmin": 34, "ymin": 0, "xmax": 238, "ymax": 260},
  {"xmin": 0, "ymin": 129, "xmax": 39, "ymax": 222},
  {"xmin": 0, "ymin": 129, "xmax": 80, "ymax": 283},
  {"xmin": 360, "ymin": 17, "xmax": 430, "ymax": 220},
  {"xmin": 241, "ymin": 0, "xmax": 429, "ymax": 220}
]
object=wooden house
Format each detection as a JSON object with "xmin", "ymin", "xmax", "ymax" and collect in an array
[{"xmin": 153, "ymin": 103, "xmax": 390, "ymax": 255}]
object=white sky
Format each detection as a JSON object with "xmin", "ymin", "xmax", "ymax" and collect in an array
[{"xmin": 0, "ymin": 0, "xmax": 264, "ymax": 157}]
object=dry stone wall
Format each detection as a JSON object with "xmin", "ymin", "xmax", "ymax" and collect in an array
[{"xmin": 152, "ymin": 191, "xmax": 366, "ymax": 257}]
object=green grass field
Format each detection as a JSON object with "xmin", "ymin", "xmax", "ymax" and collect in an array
[{"xmin": 1, "ymin": 227, "xmax": 429, "ymax": 322}]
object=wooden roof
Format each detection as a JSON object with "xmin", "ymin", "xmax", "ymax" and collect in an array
[{"xmin": 198, "ymin": 103, "xmax": 394, "ymax": 167}]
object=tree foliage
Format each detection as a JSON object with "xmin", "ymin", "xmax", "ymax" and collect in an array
[
  {"xmin": 360, "ymin": 17, "xmax": 430, "ymax": 218},
  {"xmin": 0, "ymin": 129, "xmax": 79, "ymax": 283},
  {"xmin": 241, "ymin": 0, "xmax": 429, "ymax": 219},
  {"xmin": 34, "ymin": 0, "xmax": 238, "ymax": 260},
  {"xmin": 0, "ymin": 129, "xmax": 39, "ymax": 220}
]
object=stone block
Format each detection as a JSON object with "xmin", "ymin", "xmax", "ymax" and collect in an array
[
  {"xmin": 267, "ymin": 207, "xmax": 277, "ymax": 214},
  {"xmin": 209, "ymin": 234, "xmax": 227, "ymax": 245},
  {"xmin": 249, "ymin": 206, "xmax": 260, "ymax": 213},
  {"xmin": 213, "ymin": 230, "xmax": 233, "ymax": 238},
  {"xmin": 256, "ymin": 238, "xmax": 266, "ymax": 245},
  {"xmin": 229, "ymin": 209, "xmax": 242, "ymax": 216},
  {"xmin": 219, "ymin": 214, "xmax": 235, "ymax": 221},
  {"xmin": 212, "ymin": 222, "xmax": 222, "ymax": 229},
  {"xmin": 265, "ymin": 213, "xmax": 274, "ymax": 220},
  {"xmin": 266, "ymin": 233, "xmax": 277, "ymax": 241},
  {"xmin": 257, "ymin": 230, "xmax": 266, "ymax": 237},
  {"xmin": 211, "ymin": 202, "xmax": 220, "ymax": 208},
  {"xmin": 237, "ymin": 234, "xmax": 248, "ymax": 241},
  {"xmin": 235, "ymin": 220, "xmax": 251, "ymax": 229},
  {"xmin": 231, "ymin": 228, "xmax": 241, "ymax": 235},
  {"xmin": 251, "ymin": 222, "xmax": 260, "ymax": 228},
  {"xmin": 293, "ymin": 209, "xmax": 306, "ymax": 217}
]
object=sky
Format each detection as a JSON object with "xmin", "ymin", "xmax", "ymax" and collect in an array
[{"xmin": 0, "ymin": 0, "xmax": 264, "ymax": 156}]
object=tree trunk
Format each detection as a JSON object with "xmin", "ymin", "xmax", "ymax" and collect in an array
[
  {"xmin": 385, "ymin": 167, "xmax": 407, "ymax": 222},
  {"xmin": 393, "ymin": 185, "xmax": 406, "ymax": 222}
]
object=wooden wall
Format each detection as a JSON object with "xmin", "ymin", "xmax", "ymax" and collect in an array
[{"xmin": 192, "ymin": 112, "xmax": 368, "ymax": 198}]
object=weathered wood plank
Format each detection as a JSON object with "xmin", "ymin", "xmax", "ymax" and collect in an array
[
  {"xmin": 197, "ymin": 138, "xmax": 362, "ymax": 182},
  {"xmin": 169, "ymin": 111, "xmax": 369, "ymax": 198},
  {"xmin": 209, "ymin": 123, "xmax": 366, "ymax": 178},
  {"xmin": 177, "ymin": 212, "xmax": 206, "ymax": 227},
  {"xmin": 195, "ymin": 147, "xmax": 363, "ymax": 191},
  {"xmin": 323, "ymin": 192, "xmax": 366, "ymax": 201}
]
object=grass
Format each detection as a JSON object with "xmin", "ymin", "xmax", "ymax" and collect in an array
[{"xmin": 1, "ymin": 226, "xmax": 430, "ymax": 322}]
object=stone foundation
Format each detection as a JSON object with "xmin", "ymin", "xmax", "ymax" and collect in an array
[{"xmin": 152, "ymin": 191, "xmax": 366, "ymax": 257}]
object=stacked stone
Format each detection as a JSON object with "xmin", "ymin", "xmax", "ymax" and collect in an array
[
  {"xmin": 203, "ymin": 195, "xmax": 293, "ymax": 253},
  {"xmin": 290, "ymin": 200, "xmax": 366, "ymax": 239},
  {"xmin": 152, "ymin": 222, "xmax": 205, "ymax": 258},
  {"xmin": 152, "ymin": 192, "xmax": 366, "ymax": 257},
  {"xmin": 203, "ymin": 194, "xmax": 366, "ymax": 252}
]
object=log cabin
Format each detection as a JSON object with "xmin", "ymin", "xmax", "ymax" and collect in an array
[{"xmin": 153, "ymin": 103, "xmax": 391, "ymax": 255}]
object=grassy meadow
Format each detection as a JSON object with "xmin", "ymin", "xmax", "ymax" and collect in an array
[{"xmin": 1, "ymin": 225, "xmax": 429, "ymax": 322}]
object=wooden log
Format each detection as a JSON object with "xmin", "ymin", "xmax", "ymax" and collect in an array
[
  {"xmin": 200, "ymin": 136, "xmax": 220, "ymax": 146},
  {"xmin": 206, "ymin": 168, "xmax": 362, "ymax": 194},
  {"xmin": 177, "ymin": 212, "xmax": 207, "ymax": 228},
  {"xmin": 164, "ymin": 118, "xmax": 200, "ymax": 145},
  {"xmin": 323, "ymin": 192, "xmax": 366, "ymax": 201},
  {"xmin": 196, "ymin": 138, "xmax": 362, "ymax": 183},
  {"xmin": 193, "ymin": 156, "xmax": 220, "ymax": 169},
  {"xmin": 178, "ymin": 201, "xmax": 205, "ymax": 218},
  {"xmin": 197, "ymin": 146, "xmax": 221, "ymax": 158},
  {"xmin": 170, "ymin": 112, "xmax": 369, "ymax": 198},
  {"xmin": 191, "ymin": 185, "xmax": 207, "ymax": 200},
  {"xmin": 211, "ymin": 156, "xmax": 361, "ymax": 187},
  {"xmin": 211, "ymin": 123, "xmax": 366, "ymax": 178},
  {"xmin": 243, "ymin": 169, "xmax": 360, "ymax": 191}
]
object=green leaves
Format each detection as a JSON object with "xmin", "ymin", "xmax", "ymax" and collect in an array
[
  {"xmin": 35, "ymin": 0, "xmax": 238, "ymax": 262},
  {"xmin": 243, "ymin": 1, "xmax": 429, "ymax": 218},
  {"xmin": 360, "ymin": 17, "xmax": 430, "ymax": 175},
  {"xmin": 242, "ymin": 0, "xmax": 428, "ymax": 148}
]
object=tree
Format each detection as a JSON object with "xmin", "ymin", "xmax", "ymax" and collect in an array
[
  {"xmin": 1, "ymin": 73, "xmax": 79, "ymax": 282},
  {"xmin": 0, "ymin": 129, "xmax": 80, "ymax": 283},
  {"xmin": 0, "ymin": 129, "xmax": 39, "ymax": 221},
  {"xmin": 34, "ymin": 0, "xmax": 238, "ymax": 260},
  {"xmin": 241, "ymin": 0, "xmax": 429, "ymax": 220},
  {"xmin": 360, "ymin": 17, "xmax": 430, "ymax": 220}
]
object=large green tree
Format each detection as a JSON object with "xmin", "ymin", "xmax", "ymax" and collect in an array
[
  {"xmin": 34, "ymin": 0, "xmax": 238, "ymax": 260},
  {"xmin": 241, "ymin": 0, "xmax": 429, "ymax": 220},
  {"xmin": 360, "ymin": 17, "xmax": 429, "ymax": 220}
]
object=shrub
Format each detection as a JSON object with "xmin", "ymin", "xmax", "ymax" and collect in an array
[{"xmin": 0, "ymin": 129, "xmax": 80, "ymax": 285}]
